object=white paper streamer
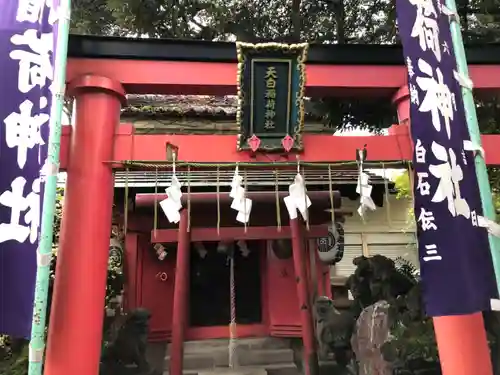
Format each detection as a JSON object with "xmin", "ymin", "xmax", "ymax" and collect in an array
[
  {"xmin": 356, "ymin": 168, "xmax": 376, "ymax": 219},
  {"xmin": 463, "ymin": 140, "xmax": 485, "ymax": 159},
  {"xmin": 477, "ymin": 215, "xmax": 500, "ymax": 238},
  {"xmin": 453, "ymin": 70, "xmax": 473, "ymax": 90},
  {"xmin": 284, "ymin": 173, "xmax": 311, "ymax": 220},
  {"xmin": 160, "ymin": 172, "xmax": 183, "ymax": 224},
  {"xmin": 441, "ymin": 4, "xmax": 459, "ymax": 22},
  {"xmin": 230, "ymin": 167, "xmax": 252, "ymax": 224},
  {"xmin": 491, "ymin": 299, "xmax": 500, "ymax": 311}
]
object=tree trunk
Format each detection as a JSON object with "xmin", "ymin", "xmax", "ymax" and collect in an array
[
  {"xmin": 335, "ymin": 0, "xmax": 346, "ymax": 43},
  {"xmin": 457, "ymin": 0, "xmax": 469, "ymax": 41},
  {"xmin": 291, "ymin": 0, "xmax": 301, "ymax": 42}
]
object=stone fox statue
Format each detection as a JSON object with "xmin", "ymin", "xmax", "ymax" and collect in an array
[
  {"xmin": 100, "ymin": 308, "xmax": 159, "ymax": 375},
  {"xmin": 314, "ymin": 296, "xmax": 356, "ymax": 368}
]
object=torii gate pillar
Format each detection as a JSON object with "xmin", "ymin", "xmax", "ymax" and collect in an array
[
  {"xmin": 392, "ymin": 85, "xmax": 494, "ymax": 375},
  {"xmin": 44, "ymin": 75, "xmax": 126, "ymax": 375}
]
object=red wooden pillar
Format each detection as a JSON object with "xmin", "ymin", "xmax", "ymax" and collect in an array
[
  {"xmin": 169, "ymin": 210, "xmax": 191, "ymax": 375},
  {"xmin": 44, "ymin": 75, "xmax": 126, "ymax": 375},
  {"xmin": 290, "ymin": 218, "xmax": 319, "ymax": 375},
  {"xmin": 392, "ymin": 84, "xmax": 410, "ymax": 126},
  {"xmin": 392, "ymin": 85, "xmax": 493, "ymax": 375}
]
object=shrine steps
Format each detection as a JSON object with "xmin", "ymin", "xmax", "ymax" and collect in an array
[
  {"xmin": 162, "ymin": 364, "xmax": 300, "ymax": 375},
  {"xmin": 161, "ymin": 338, "xmax": 301, "ymax": 375}
]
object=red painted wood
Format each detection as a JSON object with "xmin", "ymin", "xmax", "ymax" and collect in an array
[
  {"xmin": 290, "ymin": 219, "xmax": 318, "ymax": 375},
  {"xmin": 169, "ymin": 211, "xmax": 191, "ymax": 375},
  {"xmin": 137, "ymin": 234, "xmax": 175, "ymax": 337},
  {"xmin": 45, "ymin": 76, "xmax": 126, "ymax": 375},
  {"xmin": 128, "ymin": 206, "xmax": 342, "ymax": 234},
  {"xmin": 266, "ymin": 238, "xmax": 329, "ymax": 338},
  {"xmin": 151, "ymin": 225, "xmax": 329, "ymax": 243},
  {"xmin": 67, "ymin": 58, "xmax": 500, "ymax": 95},
  {"xmin": 139, "ymin": 234, "xmax": 332, "ymax": 341},
  {"xmin": 186, "ymin": 325, "xmax": 268, "ymax": 340},
  {"xmin": 434, "ymin": 313, "xmax": 493, "ymax": 375},
  {"xmin": 57, "ymin": 125, "xmax": 500, "ymax": 169},
  {"xmin": 309, "ymin": 240, "xmax": 333, "ymax": 299},
  {"xmin": 267, "ymin": 245, "xmax": 301, "ymax": 334},
  {"xmin": 112, "ymin": 130, "xmax": 414, "ymax": 163},
  {"xmin": 141, "ymin": 240, "xmax": 271, "ymax": 341},
  {"xmin": 136, "ymin": 190, "xmax": 341, "ymax": 206}
]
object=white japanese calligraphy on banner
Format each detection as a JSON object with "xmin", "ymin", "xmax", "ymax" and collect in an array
[
  {"xmin": 0, "ymin": 0, "xmax": 56, "ymax": 244},
  {"xmin": 396, "ymin": 0, "xmax": 497, "ymax": 316}
]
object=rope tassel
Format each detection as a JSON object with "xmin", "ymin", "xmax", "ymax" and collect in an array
[
  {"xmin": 228, "ymin": 251, "xmax": 238, "ymax": 368},
  {"xmin": 328, "ymin": 165, "xmax": 335, "ymax": 225},
  {"xmin": 275, "ymin": 169, "xmax": 281, "ymax": 232},
  {"xmin": 382, "ymin": 162, "xmax": 393, "ymax": 227},
  {"xmin": 153, "ymin": 167, "xmax": 159, "ymax": 238}
]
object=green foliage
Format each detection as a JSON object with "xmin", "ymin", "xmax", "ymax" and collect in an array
[
  {"xmin": 394, "ymin": 168, "xmax": 500, "ymax": 222},
  {"xmin": 76, "ymin": 0, "xmax": 398, "ymax": 43},
  {"xmin": 66, "ymin": 0, "xmax": 500, "ymax": 132},
  {"xmin": 394, "ymin": 256, "xmax": 419, "ymax": 278},
  {"xmin": 347, "ymin": 254, "xmax": 437, "ymax": 369},
  {"xmin": 384, "ymin": 319, "xmax": 438, "ymax": 363},
  {"xmin": 0, "ymin": 344, "xmax": 28, "ymax": 375},
  {"xmin": 72, "ymin": 0, "xmax": 500, "ymax": 45},
  {"xmin": 382, "ymin": 258, "xmax": 438, "ymax": 365},
  {"xmin": 393, "ymin": 171, "xmax": 411, "ymax": 200}
]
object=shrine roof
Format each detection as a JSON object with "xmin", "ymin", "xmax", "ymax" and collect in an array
[
  {"xmin": 124, "ymin": 95, "xmax": 238, "ymax": 118},
  {"xmin": 111, "ymin": 168, "xmax": 393, "ymax": 188},
  {"xmin": 122, "ymin": 95, "xmax": 324, "ymax": 121},
  {"xmin": 68, "ymin": 34, "xmax": 500, "ymax": 65}
]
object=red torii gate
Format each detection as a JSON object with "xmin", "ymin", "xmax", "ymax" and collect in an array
[{"xmin": 45, "ymin": 36, "xmax": 500, "ymax": 375}]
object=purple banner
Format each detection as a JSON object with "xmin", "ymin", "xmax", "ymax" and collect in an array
[
  {"xmin": 395, "ymin": 0, "xmax": 497, "ymax": 316},
  {"xmin": 0, "ymin": 1, "xmax": 56, "ymax": 337}
]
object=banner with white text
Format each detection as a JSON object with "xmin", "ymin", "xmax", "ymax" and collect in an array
[
  {"xmin": 0, "ymin": 1, "xmax": 56, "ymax": 337},
  {"xmin": 395, "ymin": 0, "xmax": 498, "ymax": 316}
]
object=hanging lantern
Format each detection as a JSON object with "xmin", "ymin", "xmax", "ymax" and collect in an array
[
  {"xmin": 217, "ymin": 240, "xmax": 233, "ymax": 255},
  {"xmin": 194, "ymin": 241, "xmax": 208, "ymax": 259},
  {"xmin": 109, "ymin": 237, "xmax": 124, "ymax": 269},
  {"xmin": 316, "ymin": 222, "xmax": 345, "ymax": 265},
  {"xmin": 237, "ymin": 240, "xmax": 251, "ymax": 257},
  {"xmin": 247, "ymin": 134, "xmax": 261, "ymax": 152},
  {"xmin": 281, "ymin": 134, "xmax": 294, "ymax": 152},
  {"xmin": 153, "ymin": 243, "xmax": 168, "ymax": 261}
]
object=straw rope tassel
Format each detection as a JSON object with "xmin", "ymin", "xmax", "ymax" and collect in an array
[
  {"xmin": 228, "ymin": 250, "xmax": 238, "ymax": 368},
  {"xmin": 328, "ymin": 165, "xmax": 335, "ymax": 225},
  {"xmin": 117, "ymin": 160, "xmax": 404, "ymax": 170},
  {"xmin": 303, "ymin": 168, "xmax": 310, "ymax": 231},
  {"xmin": 123, "ymin": 167, "xmax": 129, "ymax": 237},
  {"xmin": 358, "ymin": 159, "xmax": 366, "ymax": 224},
  {"xmin": 216, "ymin": 166, "xmax": 220, "ymax": 235},
  {"xmin": 153, "ymin": 167, "xmax": 159, "ymax": 238},
  {"xmin": 275, "ymin": 169, "xmax": 282, "ymax": 232},
  {"xmin": 382, "ymin": 162, "xmax": 393, "ymax": 227},
  {"xmin": 187, "ymin": 165, "xmax": 191, "ymax": 232},
  {"xmin": 243, "ymin": 168, "xmax": 248, "ymax": 233},
  {"xmin": 130, "ymin": 131, "xmax": 136, "ymax": 161}
]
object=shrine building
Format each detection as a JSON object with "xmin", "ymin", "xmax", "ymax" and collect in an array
[{"xmin": 45, "ymin": 35, "xmax": 500, "ymax": 375}]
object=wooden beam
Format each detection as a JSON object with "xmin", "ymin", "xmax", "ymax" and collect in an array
[
  {"xmin": 67, "ymin": 58, "xmax": 500, "ymax": 96},
  {"xmin": 151, "ymin": 225, "xmax": 328, "ymax": 243},
  {"xmin": 58, "ymin": 124, "xmax": 500, "ymax": 169},
  {"xmin": 136, "ymin": 191, "xmax": 341, "ymax": 206}
]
